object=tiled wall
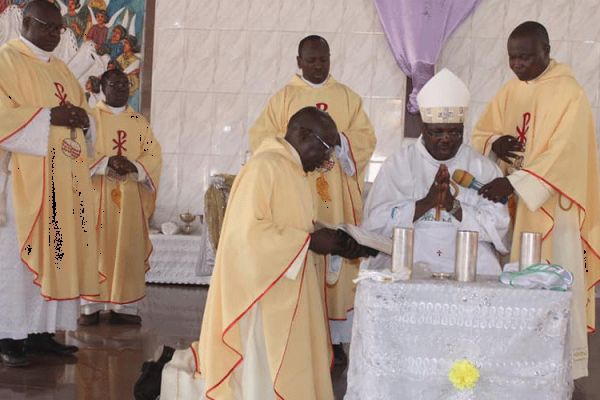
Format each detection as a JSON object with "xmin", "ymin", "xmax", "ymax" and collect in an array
[
  {"xmin": 150, "ymin": 0, "xmax": 600, "ymax": 225},
  {"xmin": 150, "ymin": 0, "xmax": 406, "ymax": 224}
]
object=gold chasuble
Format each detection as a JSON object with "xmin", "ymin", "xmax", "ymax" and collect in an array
[
  {"xmin": 249, "ymin": 74, "xmax": 376, "ymax": 320},
  {"xmin": 0, "ymin": 39, "xmax": 100, "ymax": 300},
  {"xmin": 194, "ymin": 137, "xmax": 333, "ymax": 399},
  {"xmin": 87, "ymin": 102, "xmax": 161, "ymax": 304},
  {"xmin": 471, "ymin": 61, "xmax": 600, "ymax": 331}
]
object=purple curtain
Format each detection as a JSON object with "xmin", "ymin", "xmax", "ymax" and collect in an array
[{"xmin": 374, "ymin": 0, "xmax": 481, "ymax": 113}]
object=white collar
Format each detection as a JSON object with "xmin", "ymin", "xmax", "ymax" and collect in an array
[
  {"xmin": 106, "ymin": 104, "xmax": 127, "ymax": 115},
  {"xmin": 19, "ymin": 35, "xmax": 51, "ymax": 62},
  {"xmin": 299, "ymin": 74, "xmax": 327, "ymax": 88}
]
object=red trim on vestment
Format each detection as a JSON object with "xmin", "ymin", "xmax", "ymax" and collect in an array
[
  {"xmin": 0, "ymin": 108, "xmax": 42, "ymax": 144},
  {"xmin": 273, "ymin": 259, "xmax": 309, "ymax": 399},
  {"xmin": 205, "ymin": 235, "xmax": 311, "ymax": 399},
  {"xmin": 522, "ymin": 168, "xmax": 600, "ymax": 290},
  {"xmin": 136, "ymin": 160, "xmax": 156, "ymax": 192},
  {"xmin": 345, "ymin": 177, "xmax": 358, "ymax": 225},
  {"xmin": 190, "ymin": 344, "xmax": 200, "ymax": 373},
  {"xmin": 89, "ymin": 155, "xmax": 107, "ymax": 170},
  {"xmin": 540, "ymin": 207, "xmax": 554, "ymax": 241},
  {"xmin": 321, "ymin": 255, "xmax": 334, "ymax": 369}
]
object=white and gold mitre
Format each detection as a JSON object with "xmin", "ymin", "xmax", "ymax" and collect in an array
[{"xmin": 417, "ymin": 68, "xmax": 470, "ymax": 124}]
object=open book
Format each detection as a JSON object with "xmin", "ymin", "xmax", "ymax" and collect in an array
[{"xmin": 315, "ymin": 221, "xmax": 393, "ymax": 255}]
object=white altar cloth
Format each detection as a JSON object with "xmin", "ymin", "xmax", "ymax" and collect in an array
[
  {"xmin": 345, "ymin": 277, "xmax": 572, "ymax": 400},
  {"xmin": 145, "ymin": 233, "xmax": 212, "ymax": 285}
]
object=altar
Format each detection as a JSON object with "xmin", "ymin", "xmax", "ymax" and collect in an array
[
  {"xmin": 345, "ymin": 277, "xmax": 572, "ymax": 400},
  {"xmin": 144, "ymin": 232, "xmax": 214, "ymax": 285}
]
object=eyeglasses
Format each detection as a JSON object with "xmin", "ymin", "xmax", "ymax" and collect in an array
[
  {"xmin": 106, "ymin": 81, "xmax": 131, "ymax": 89},
  {"xmin": 30, "ymin": 16, "xmax": 67, "ymax": 34},
  {"xmin": 312, "ymin": 133, "xmax": 334, "ymax": 156}
]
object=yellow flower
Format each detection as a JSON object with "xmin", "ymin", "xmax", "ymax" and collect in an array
[{"xmin": 448, "ymin": 360, "xmax": 480, "ymax": 390}]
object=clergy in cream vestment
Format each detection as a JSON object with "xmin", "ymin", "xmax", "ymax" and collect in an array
[
  {"xmin": 249, "ymin": 36, "xmax": 376, "ymax": 351},
  {"xmin": 160, "ymin": 108, "xmax": 343, "ymax": 400},
  {"xmin": 80, "ymin": 69, "xmax": 161, "ymax": 321},
  {"xmin": 471, "ymin": 22, "xmax": 600, "ymax": 379},
  {"xmin": 363, "ymin": 69, "xmax": 510, "ymax": 275},
  {"xmin": 0, "ymin": 1, "xmax": 99, "ymax": 364}
]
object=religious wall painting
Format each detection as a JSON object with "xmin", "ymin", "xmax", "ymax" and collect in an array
[{"xmin": 0, "ymin": 0, "xmax": 146, "ymax": 111}]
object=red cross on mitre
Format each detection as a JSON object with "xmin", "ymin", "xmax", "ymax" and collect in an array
[{"xmin": 112, "ymin": 130, "xmax": 128, "ymax": 155}]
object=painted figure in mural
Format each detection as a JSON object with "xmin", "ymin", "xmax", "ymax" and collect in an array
[
  {"xmin": 471, "ymin": 21, "xmax": 600, "ymax": 381},
  {"xmin": 86, "ymin": 10, "xmax": 108, "ymax": 50},
  {"xmin": 100, "ymin": 23, "xmax": 125, "ymax": 60},
  {"xmin": 116, "ymin": 34, "xmax": 140, "ymax": 108},
  {"xmin": 59, "ymin": 0, "xmax": 89, "ymax": 44},
  {"xmin": 249, "ymin": 35, "xmax": 377, "ymax": 366},
  {"xmin": 0, "ymin": 0, "xmax": 100, "ymax": 367},
  {"xmin": 79, "ymin": 69, "xmax": 161, "ymax": 326}
]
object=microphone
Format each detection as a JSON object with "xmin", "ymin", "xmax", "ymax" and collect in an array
[{"xmin": 452, "ymin": 169, "xmax": 507, "ymax": 204}]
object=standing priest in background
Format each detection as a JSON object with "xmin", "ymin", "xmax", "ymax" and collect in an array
[
  {"xmin": 471, "ymin": 21, "xmax": 600, "ymax": 379},
  {"xmin": 249, "ymin": 35, "xmax": 376, "ymax": 364},
  {"xmin": 79, "ymin": 69, "xmax": 161, "ymax": 326},
  {"xmin": 362, "ymin": 69, "xmax": 510, "ymax": 276},
  {"xmin": 0, "ymin": 0, "xmax": 100, "ymax": 367}
]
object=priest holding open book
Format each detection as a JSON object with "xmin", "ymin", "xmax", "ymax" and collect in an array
[{"xmin": 362, "ymin": 69, "xmax": 510, "ymax": 275}]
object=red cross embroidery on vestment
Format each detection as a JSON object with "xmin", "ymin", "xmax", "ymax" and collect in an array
[
  {"xmin": 516, "ymin": 112, "xmax": 531, "ymax": 145},
  {"xmin": 54, "ymin": 82, "xmax": 68, "ymax": 105},
  {"xmin": 112, "ymin": 130, "xmax": 128, "ymax": 155}
]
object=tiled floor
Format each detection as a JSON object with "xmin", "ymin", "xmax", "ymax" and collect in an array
[{"xmin": 0, "ymin": 284, "xmax": 598, "ymax": 400}]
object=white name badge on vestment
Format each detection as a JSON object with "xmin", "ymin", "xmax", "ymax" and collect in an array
[
  {"xmin": 61, "ymin": 138, "xmax": 81, "ymax": 159},
  {"xmin": 413, "ymin": 221, "xmax": 457, "ymax": 274}
]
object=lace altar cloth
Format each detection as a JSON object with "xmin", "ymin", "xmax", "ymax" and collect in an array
[
  {"xmin": 345, "ymin": 277, "xmax": 572, "ymax": 400},
  {"xmin": 145, "ymin": 233, "xmax": 211, "ymax": 285}
]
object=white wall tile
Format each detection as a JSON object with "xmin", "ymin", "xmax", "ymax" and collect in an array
[
  {"xmin": 154, "ymin": 154, "xmax": 179, "ymax": 223},
  {"xmin": 183, "ymin": 30, "xmax": 217, "ymax": 93},
  {"xmin": 155, "ymin": 0, "xmax": 186, "ymax": 29},
  {"xmin": 343, "ymin": 0, "xmax": 379, "ymax": 33},
  {"xmin": 369, "ymin": 98, "xmax": 404, "ymax": 159},
  {"xmin": 213, "ymin": 31, "xmax": 248, "ymax": 93},
  {"xmin": 471, "ymin": 0, "xmax": 507, "ymax": 39},
  {"xmin": 503, "ymin": 0, "xmax": 540, "ymax": 37},
  {"xmin": 151, "ymin": 91, "xmax": 183, "ymax": 154},
  {"xmin": 184, "ymin": 0, "xmax": 218, "ymax": 30},
  {"xmin": 568, "ymin": 0, "xmax": 600, "ymax": 42},
  {"xmin": 247, "ymin": 94, "xmax": 271, "ymax": 135},
  {"xmin": 152, "ymin": 30, "xmax": 185, "ymax": 91},
  {"xmin": 279, "ymin": 0, "xmax": 313, "ymax": 32},
  {"xmin": 339, "ymin": 33, "xmax": 374, "ymax": 97},
  {"xmin": 214, "ymin": 0, "xmax": 249, "ymax": 30},
  {"xmin": 247, "ymin": 0, "xmax": 281, "ymax": 31},
  {"xmin": 212, "ymin": 94, "xmax": 248, "ymax": 156},
  {"xmin": 177, "ymin": 154, "xmax": 210, "ymax": 214},
  {"xmin": 309, "ymin": 1, "xmax": 345, "ymax": 33},
  {"xmin": 571, "ymin": 41, "xmax": 600, "ymax": 105},
  {"xmin": 371, "ymin": 34, "xmax": 406, "ymax": 98},
  {"xmin": 181, "ymin": 93, "xmax": 214, "ymax": 155},
  {"xmin": 538, "ymin": 0, "xmax": 573, "ymax": 40},
  {"xmin": 245, "ymin": 32, "xmax": 281, "ymax": 94}
]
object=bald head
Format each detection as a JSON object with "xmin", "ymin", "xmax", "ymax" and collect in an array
[
  {"xmin": 285, "ymin": 107, "xmax": 338, "ymax": 172},
  {"xmin": 22, "ymin": 0, "xmax": 63, "ymax": 52},
  {"xmin": 507, "ymin": 21, "xmax": 551, "ymax": 81}
]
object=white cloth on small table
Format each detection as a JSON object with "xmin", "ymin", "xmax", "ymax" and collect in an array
[{"xmin": 345, "ymin": 277, "xmax": 572, "ymax": 400}]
